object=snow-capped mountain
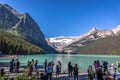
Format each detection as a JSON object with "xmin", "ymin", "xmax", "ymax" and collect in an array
[
  {"xmin": 46, "ymin": 36, "xmax": 78, "ymax": 51},
  {"xmin": 85, "ymin": 27, "xmax": 100, "ymax": 36},
  {"xmin": 47, "ymin": 25, "xmax": 120, "ymax": 53},
  {"xmin": 112, "ymin": 25, "xmax": 120, "ymax": 35},
  {"xmin": 75, "ymin": 27, "xmax": 100, "ymax": 41},
  {"xmin": 62, "ymin": 26, "xmax": 120, "ymax": 53},
  {"xmin": 96, "ymin": 30, "xmax": 114, "ymax": 38}
]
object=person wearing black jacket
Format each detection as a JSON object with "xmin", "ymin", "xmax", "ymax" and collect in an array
[
  {"xmin": 73, "ymin": 64, "xmax": 79, "ymax": 80},
  {"xmin": 68, "ymin": 61, "xmax": 73, "ymax": 77},
  {"xmin": 96, "ymin": 66, "xmax": 104, "ymax": 80}
]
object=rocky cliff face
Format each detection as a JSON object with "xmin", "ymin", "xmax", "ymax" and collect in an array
[
  {"xmin": 0, "ymin": 4, "xmax": 58, "ymax": 54},
  {"xmin": 0, "ymin": 4, "xmax": 19, "ymax": 29}
]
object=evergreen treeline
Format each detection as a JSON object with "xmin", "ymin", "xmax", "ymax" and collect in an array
[
  {"xmin": 0, "ymin": 31, "xmax": 44, "ymax": 55},
  {"xmin": 75, "ymin": 35, "xmax": 120, "ymax": 55}
]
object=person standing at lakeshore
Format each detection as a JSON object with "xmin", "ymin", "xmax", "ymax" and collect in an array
[
  {"xmin": 73, "ymin": 64, "xmax": 79, "ymax": 80},
  {"xmin": 87, "ymin": 65, "xmax": 95, "ymax": 80},
  {"xmin": 31, "ymin": 59, "xmax": 35, "ymax": 71},
  {"xmin": 34, "ymin": 60, "xmax": 38, "ymax": 72},
  {"xmin": 32, "ymin": 59, "xmax": 34, "ymax": 64},
  {"xmin": 96, "ymin": 66, "xmax": 104, "ymax": 80},
  {"xmin": 9, "ymin": 59, "xmax": 14, "ymax": 73},
  {"xmin": 28, "ymin": 62, "xmax": 33, "ymax": 76},
  {"xmin": 46, "ymin": 62, "xmax": 53, "ymax": 80},
  {"xmin": 56, "ymin": 64, "xmax": 60, "ymax": 78},
  {"xmin": 51, "ymin": 60, "xmax": 54, "ymax": 72},
  {"xmin": 94, "ymin": 61, "xmax": 97, "ymax": 69},
  {"xmin": 58, "ymin": 61, "xmax": 62, "ymax": 73},
  {"xmin": 68, "ymin": 61, "xmax": 73, "ymax": 77},
  {"xmin": 97, "ymin": 60, "xmax": 100, "ymax": 68},
  {"xmin": 118, "ymin": 62, "xmax": 120, "ymax": 72},
  {"xmin": 15, "ymin": 58, "xmax": 20, "ymax": 73},
  {"xmin": 44, "ymin": 59, "xmax": 47, "ymax": 73},
  {"xmin": 27, "ymin": 60, "xmax": 30, "ymax": 67},
  {"xmin": 103, "ymin": 61, "xmax": 108, "ymax": 74}
]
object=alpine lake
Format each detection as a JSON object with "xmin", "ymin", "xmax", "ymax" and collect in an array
[{"xmin": 0, "ymin": 54, "xmax": 120, "ymax": 73}]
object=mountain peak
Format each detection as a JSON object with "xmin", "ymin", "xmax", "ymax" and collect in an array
[
  {"xmin": 90, "ymin": 27, "xmax": 100, "ymax": 31},
  {"xmin": 86, "ymin": 27, "xmax": 100, "ymax": 35},
  {"xmin": 112, "ymin": 25, "xmax": 120, "ymax": 34},
  {"xmin": 117, "ymin": 25, "xmax": 120, "ymax": 28},
  {"xmin": 0, "ymin": 3, "xmax": 21, "ymax": 17}
]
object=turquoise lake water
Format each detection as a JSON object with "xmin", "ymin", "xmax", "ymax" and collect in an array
[{"xmin": 0, "ymin": 54, "xmax": 120, "ymax": 72}]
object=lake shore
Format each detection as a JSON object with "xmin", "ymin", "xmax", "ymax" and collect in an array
[
  {"xmin": 1, "ymin": 54, "xmax": 120, "ymax": 79},
  {"xmin": 0, "ymin": 53, "xmax": 19, "ymax": 58},
  {"xmin": 0, "ymin": 66, "xmax": 88, "ymax": 80},
  {"xmin": 1, "ymin": 66, "xmax": 120, "ymax": 80}
]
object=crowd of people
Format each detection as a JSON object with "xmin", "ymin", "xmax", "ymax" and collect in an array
[
  {"xmin": 1, "ymin": 59, "xmax": 120, "ymax": 80},
  {"xmin": 9, "ymin": 58, "xmax": 20, "ymax": 73},
  {"xmin": 87, "ymin": 60, "xmax": 115, "ymax": 80},
  {"xmin": 27, "ymin": 59, "xmax": 38, "ymax": 76},
  {"xmin": 40, "ymin": 60, "xmax": 79, "ymax": 80},
  {"xmin": 0, "ymin": 58, "xmax": 20, "ymax": 78}
]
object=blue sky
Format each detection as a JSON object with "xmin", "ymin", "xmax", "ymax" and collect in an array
[{"xmin": 0, "ymin": 0, "xmax": 120, "ymax": 38}]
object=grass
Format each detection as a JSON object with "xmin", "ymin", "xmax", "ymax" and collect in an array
[{"xmin": 0, "ymin": 71, "xmax": 37, "ymax": 80}]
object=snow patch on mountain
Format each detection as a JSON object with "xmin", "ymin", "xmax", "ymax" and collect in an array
[
  {"xmin": 46, "ymin": 36, "xmax": 78, "ymax": 51},
  {"xmin": 47, "ymin": 25, "xmax": 120, "ymax": 52},
  {"xmin": 112, "ymin": 25, "xmax": 120, "ymax": 35},
  {"xmin": 96, "ymin": 30, "xmax": 114, "ymax": 38},
  {"xmin": 86, "ymin": 27, "xmax": 100, "ymax": 35},
  {"xmin": 47, "ymin": 36, "xmax": 78, "ymax": 44}
]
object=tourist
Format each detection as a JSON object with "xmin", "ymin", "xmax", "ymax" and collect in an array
[
  {"xmin": 46, "ymin": 62, "xmax": 53, "ymax": 80},
  {"xmin": 27, "ymin": 60, "xmax": 30, "ymax": 67},
  {"xmin": 103, "ymin": 61, "xmax": 108, "ymax": 73},
  {"xmin": 0, "ymin": 68, "xmax": 5, "ymax": 77},
  {"xmin": 9, "ymin": 59, "xmax": 14, "ymax": 73},
  {"xmin": 94, "ymin": 61, "xmax": 97, "ymax": 69},
  {"xmin": 118, "ymin": 62, "xmax": 120, "ymax": 72},
  {"xmin": 44, "ymin": 59, "xmax": 47, "ymax": 73},
  {"xmin": 105, "ymin": 71, "xmax": 114, "ymax": 80},
  {"xmin": 58, "ymin": 61, "xmax": 62, "ymax": 73},
  {"xmin": 109, "ymin": 63, "xmax": 114, "ymax": 71},
  {"xmin": 31, "ymin": 59, "xmax": 35, "ymax": 70},
  {"xmin": 96, "ymin": 66, "xmax": 104, "ymax": 80},
  {"xmin": 9, "ymin": 59, "xmax": 12, "ymax": 72},
  {"xmin": 68, "ymin": 61, "xmax": 73, "ymax": 77},
  {"xmin": 15, "ymin": 58, "xmax": 20, "ymax": 73},
  {"xmin": 28, "ymin": 62, "xmax": 33, "ymax": 76},
  {"xmin": 114, "ymin": 67, "xmax": 117, "ymax": 79},
  {"xmin": 34, "ymin": 60, "xmax": 38, "ymax": 72},
  {"xmin": 56, "ymin": 64, "xmax": 60, "ymax": 78},
  {"xmin": 73, "ymin": 64, "xmax": 79, "ymax": 80},
  {"xmin": 13, "ymin": 59, "xmax": 15, "ymax": 72},
  {"xmin": 51, "ymin": 60, "xmax": 54, "ymax": 66},
  {"xmin": 97, "ymin": 60, "xmax": 100, "ymax": 68},
  {"xmin": 87, "ymin": 65, "xmax": 95, "ymax": 80},
  {"xmin": 32, "ymin": 59, "xmax": 34, "ymax": 64},
  {"xmin": 51, "ymin": 60, "xmax": 54, "ymax": 72}
]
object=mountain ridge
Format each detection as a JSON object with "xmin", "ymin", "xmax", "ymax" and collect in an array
[
  {"xmin": 62, "ymin": 26, "xmax": 120, "ymax": 54},
  {"xmin": 0, "ymin": 3, "xmax": 58, "ymax": 54},
  {"xmin": 47, "ymin": 25, "xmax": 120, "ymax": 54}
]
